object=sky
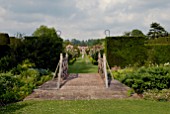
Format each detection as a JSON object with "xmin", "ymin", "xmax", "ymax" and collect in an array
[{"xmin": 0, "ymin": 0, "xmax": 170, "ymax": 40}]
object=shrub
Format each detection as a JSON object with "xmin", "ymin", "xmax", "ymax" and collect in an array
[
  {"xmin": 0, "ymin": 56, "xmax": 16, "ymax": 72},
  {"xmin": 0, "ymin": 60, "xmax": 52, "ymax": 105},
  {"xmin": 114, "ymin": 66, "xmax": 170, "ymax": 94},
  {"xmin": 69, "ymin": 58, "xmax": 76, "ymax": 65},
  {"xmin": 0, "ymin": 73, "xmax": 21, "ymax": 105},
  {"xmin": 89, "ymin": 56, "xmax": 98, "ymax": 65}
]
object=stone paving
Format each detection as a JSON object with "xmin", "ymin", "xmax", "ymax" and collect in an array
[{"xmin": 24, "ymin": 73, "xmax": 138, "ymax": 100}]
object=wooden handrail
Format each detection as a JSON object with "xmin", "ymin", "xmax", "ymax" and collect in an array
[
  {"xmin": 98, "ymin": 53, "xmax": 108, "ymax": 88},
  {"xmin": 53, "ymin": 53, "xmax": 68, "ymax": 89}
]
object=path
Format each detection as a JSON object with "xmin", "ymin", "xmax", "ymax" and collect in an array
[
  {"xmin": 25, "ymin": 55, "xmax": 137, "ymax": 100},
  {"xmin": 68, "ymin": 55, "xmax": 98, "ymax": 73},
  {"xmin": 25, "ymin": 73, "xmax": 132, "ymax": 100}
]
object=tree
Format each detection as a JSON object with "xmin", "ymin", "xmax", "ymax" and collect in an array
[
  {"xmin": 123, "ymin": 29, "xmax": 145, "ymax": 37},
  {"xmin": 131, "ymin": 29, "xmax": 145, "ymax": 37},
  {"xmin": 32, "ymin": 25, "xmax": 59, "ymax": 38},
  {"xmin": 30, "ymin": 25, "xmax": 63, "ymax": 71},
  {"xmin": 147, "ymin": 22, "xmax": 168, "ymax": 39},
  {"xmin": 123, "ymin": 31, "xmax": 131, "ymax": 37}
]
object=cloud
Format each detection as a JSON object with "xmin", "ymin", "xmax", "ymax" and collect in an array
[{"xmin": 0, "ymin": 0, "xmax": 170, "ymax": 40}]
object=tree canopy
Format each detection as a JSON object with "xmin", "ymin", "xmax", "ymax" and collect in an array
[
  {"xmin": 123, "ymin": 29, "xmax": 145, "ymax": 37},
  {"xmin": 32, "ymin": 25, "xmax": 59, "ymax": 38},
  {"xmin": 131, "ymin": 29, "xmax": 145, "ymax": 37},
  {"xmin": 147, "ymin": 22, "xmax": 168, "ymax": 39}
]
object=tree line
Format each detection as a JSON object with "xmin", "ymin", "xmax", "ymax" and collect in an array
[{"xmin": 123, "ymin": 22, "xmax": 169, "ymax": 39}]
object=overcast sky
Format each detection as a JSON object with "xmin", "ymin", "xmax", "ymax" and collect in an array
[{"xmin": 0, "ymin": 0, "xmax": 170, "ymax": 40}]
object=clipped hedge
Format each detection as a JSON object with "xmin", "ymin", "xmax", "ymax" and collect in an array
[
  {"xmin": 0, "ymin": 33, "xmax": 10, "ymax": 45},
  {"xmin": 146, "ymin": 37, "xmax": 170, "ymax": 45},
  {"xmin": 106, "ymin": 36, "xmax": 170, "ymax": 67},
  {"xmin": 146, "ymin": 45, "xmax": 170, "ymax": 64},
  {"xmin": 105, "ymin": 37, "xmax": 147, "ymax": 67}
]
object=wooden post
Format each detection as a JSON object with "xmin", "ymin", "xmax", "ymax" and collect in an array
[
  {"xmin": 57, "ymin": 53, "xmax": 63, "ymax": 89},
  {"xmin": 66, "ymin": 53, "xmax": 68, "ymax": 76},
  {"xmin": 53, "ymin": 62, "xmax": 59, "ymax": 80},
  {"xmin": 103, "ymin": 54, "xmax": 108, "ymax": 88},
  {"xmin": 98, "ymin": 52, "xmax": 101, "ymax": 73}
]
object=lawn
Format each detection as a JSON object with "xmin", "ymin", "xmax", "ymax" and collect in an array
[
  {"xmin": 1, "ymin": 99, "xmax": 170, "ymax": 114},
  {"xmin": 68, "ymin": 55, "xmax": 98, "ymax": 73}
]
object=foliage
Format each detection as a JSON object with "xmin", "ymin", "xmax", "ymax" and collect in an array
[
  {"xmin": 0, "ymin": 33, "xmax": 10, "ymax": 45},
  {"xmin": 0, "ymin": 60, "xmax": 52, "ymax": 105},
  {"xmin": 32, "ymin": 25, "xmax": 59, "ymax": 38},
  {"xmin": 89, "ymin": 56, "xmax": 98, "ymax": 65},
  {"xmin": 146, "ymin": 45, "xmax": 170, "ymax": 65},
  {"xmin": 147, "ymin": 22, "xmax": 168, "ymax": 39},
  {"xmin": 1, "ymin": 99, "xmax": 170, "ymax": 114},
  {"xmin": 0, "ymin": 45, "xmax": 10, "ymax": 59},
  {"xmin": 105, "ymin": 37, "xmax": 147, "ymax": 68},
  {"xmin": 0, "ymin": 55, "xmax": 17, "ymax": 72},
  {"xmin": 131, "ymin": 29, "xmax": 145, "ymax": 37},
  {"xmin": 123, "ymin": 31, "xmax": 131, "ymax": 36},
  {"xmin": 123, "ymin": 29, "xmax": 145, "ymax": 37},
  {"xmin": 114, "ymin": 66, "xmax": 170, "ymax": 94},
  {"xmin": 143, "ymin": 89, "xmax": 170, "ymax": 102},
  {"xmin": 67, "ymin": 38, "xmax": 104, "ymax": 46},
  {"xmin": 106, "ymin": 36, "xmax": 170, "ymax": 68},
  {"xmin": 0, "ymin": 25, "xmax": 63, "ymax": 72},
  {"xmin": 0, "ymin": 73, "xmax": 21, "ymax": 105},
  {"xmin": 146, "ymin": 36, "xmax": 170, "ymax": 45},
  {"xmin": 68, "ymin": 57, "xmax": 76, "ymax": 65},
  {"xmin": 29, "ymin": 25, "xmax": 63, "ymax": 71}
]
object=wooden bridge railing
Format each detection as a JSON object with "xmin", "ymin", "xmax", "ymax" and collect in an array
[
  {"xmin": 98, "ymin": 53, "xmax": 113, "ymax": 88},
  {"xmin": 53, "ymin": 53, "xmax": 68, "ymax": 89}
]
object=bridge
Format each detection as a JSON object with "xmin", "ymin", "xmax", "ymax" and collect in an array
[{"xmin": 25, "ymin": 53, "xmax": 133, "ymax": 100}]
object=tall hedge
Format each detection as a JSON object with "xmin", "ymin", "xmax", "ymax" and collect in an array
[
  {"xmin": 21, "ymin": 36, "xmax": 63, "ymax": 71},
  {"xmin": 105, "ymin": 37, "xmax": 170, "ymax": 67},
  {"xmin": 0, "ymin": 33, "xmax": 10, "ymax": 59},
  {"xmin": 0, "ymin": 33, "xmax": 10, "ymax": 45},
  {"xmin": 105, "ymin": 37, "xmax": 147, "ymax": 67}
]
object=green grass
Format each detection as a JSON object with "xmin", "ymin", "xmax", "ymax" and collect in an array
[
  {"xmin": 68, "ymin": 55, "xmax": 98, "ymax": 73},
  {"xmin": 1, "ymin": 99, "xmax": 170, "ymax": 114}
]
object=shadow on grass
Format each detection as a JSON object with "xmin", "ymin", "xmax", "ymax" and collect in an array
[{"xmin": 0, "ymin": 101, "xmax": 35, "ymax": 114}]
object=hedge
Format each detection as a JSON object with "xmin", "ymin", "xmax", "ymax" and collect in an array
[
  {"xmin": 105, "ymin": 37, "xmax": 147, "ymax": 67},
  {"xmin": 105, "ymin": 37, "xmax": 170, "ymax": 67},
  {"xmin": 146, "ymin": 45, "xmax": 170, "ymax": 64},
  {"xmin": 0, "ymin": 33, "xmax": 10, "ymax": 45}
]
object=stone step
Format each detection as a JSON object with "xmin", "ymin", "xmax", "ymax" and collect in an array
[{"xmin": 24, "ymin": 73, "xmax": 132, "ymax": 100}]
